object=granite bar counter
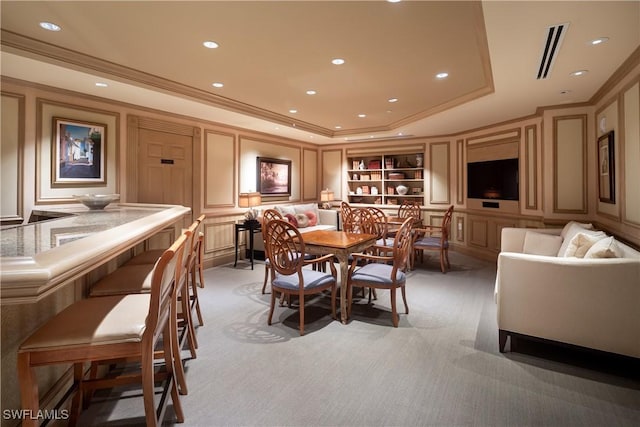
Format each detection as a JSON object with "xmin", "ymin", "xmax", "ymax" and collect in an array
[{"xmin": 0, "ymin": 203, "xmax": 191, "ymax": 304}]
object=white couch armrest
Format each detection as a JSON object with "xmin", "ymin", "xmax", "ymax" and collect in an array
[{"xmin": 318, "ymin": 209, "xmax": 338, "ymax": 228}]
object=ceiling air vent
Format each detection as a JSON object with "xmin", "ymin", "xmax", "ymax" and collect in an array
[{"xmin": 536, "ymin": 23, "xmax": 569, "ymax": 79}]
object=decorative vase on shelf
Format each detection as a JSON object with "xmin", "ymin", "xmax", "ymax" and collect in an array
[
  {"xmin": 416, "ymin": 154, "xmax": 423, "ymax": 168},
  {"xmin": 396, "ymin": 185, "xmax": 408, "ymax": 195}
]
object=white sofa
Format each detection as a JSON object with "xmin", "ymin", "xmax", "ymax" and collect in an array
[
  {"xmin": 495, "ymin": 223, "xmax": 640, "ymax": 358},
  {"xmin": 254, "ymin": 204, "xmax": 338, "ymax": 253}
]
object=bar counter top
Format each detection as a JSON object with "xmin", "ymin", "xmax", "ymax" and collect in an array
[{"xmin": 0, "ymin": 203, "xmax": 190, "ymax": 304}]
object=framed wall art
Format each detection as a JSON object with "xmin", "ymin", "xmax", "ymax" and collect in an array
[
  {"xmin": 257, "ymin": 157, "xmax": 291, "ymax": 196},
  {"xmin": 597, "ymin": 130, "xmax": 615, "ymax": 204},
  {"xmin": 52, "ymin": 117, "xmax": 106, "ymax": 187}
]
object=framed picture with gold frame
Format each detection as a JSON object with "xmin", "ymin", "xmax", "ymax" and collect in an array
[
  {"xmin": 52, "ymin": 117, "xmax": 106, "ymax": 187},
  {"xmin": 597, "ymin": 131, "xmax": 615, "ymax": 204}
]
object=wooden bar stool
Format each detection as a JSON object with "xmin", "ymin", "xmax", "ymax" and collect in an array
[
  {"xmin": 88, "ymin": 223, "xmax": 199, "ymax": 395},
  {"xmin": 17, "ymin": 234, "xmax": 188, "ymax": 427}
]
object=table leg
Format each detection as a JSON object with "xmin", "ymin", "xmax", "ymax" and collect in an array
[
  {"xmin": 234, "ymin": 226, "xmax": 239, "ymax": 267},
  {"xmin": 335, "ymin": 251, "xmax": 349, "ymax": 324},
  {"xmin": 249, "ymin": 229, "xmax": 254, "ymax": 270}
]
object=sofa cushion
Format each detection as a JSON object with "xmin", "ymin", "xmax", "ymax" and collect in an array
[
  {"xmin": 276, "ymin": 205, "xmax": 297, "ymax": 217},
  {"xmin": 523, "ymin": 231, "xmax": 563, "ymax": 256},
  {"xmin": 584, "ymin": 236, "xmax": 624, "ymax": 259},
  {"xmin": 295, "ymin": 213, "xmax": 309, "ymax": 228},
  {"xmin": 564, "ymin": 231, "xmax": 607, "ymax": 258},
  {"xmin": 294, "ymin": 203, "xmax": 319, "ymax": 219},
  {"xmin": 557, "ymin": 222, "xmax": 597, "ymax": 257}
]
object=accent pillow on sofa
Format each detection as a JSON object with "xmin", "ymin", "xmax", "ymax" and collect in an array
[
  {"xmin": 563, "ymin": 231, "xmax": 607, "ymax": 258},
  {"xmin": 305, "ymin": 211, "xmax": 318, "ymax": 226},
  {"xmin": 284, "ymin": 213, "xmax": 298, "ymax": 227},
  {"xmin": 294, "ymin": 203, "xmax": 320, "ymax": 221},
  {"xmin": 523, "ymin": 231, "xmax": 564, "ymax": 256},
  {"xmin": 295, "ymin": 213, "xmax": 309, "ymax": 228},
  {"xmin": 557, "ymin": 221, "xmax": 597, "ymax": 257},
  {"xmin": 584, "ymin": 236, "xmax": 623, "ymax": 259}
]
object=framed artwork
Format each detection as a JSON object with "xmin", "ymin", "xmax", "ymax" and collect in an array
[
  {"xmin": 597, "ymin": 131, "xmax": 615, "ymax": 204},
  {"xmin": 52, "ymin": 117, "xmax": 106, "ymax": 187},
  {"xmin": 257, "ymin": 157, "xmax": 291, "ymax": 196}
]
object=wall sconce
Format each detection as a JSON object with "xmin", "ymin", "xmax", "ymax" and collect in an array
[
  {"xmin": 320, "ymin": 188, "xmax": 334, "ymax": 209},
  {"xmin": 238, "ymin": 191, "xmax": 262, "ymax": 225}
]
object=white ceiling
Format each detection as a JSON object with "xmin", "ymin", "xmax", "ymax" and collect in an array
[{"xmin": 1, "ymin": 1, "xmax": 639, "ymax": 145}]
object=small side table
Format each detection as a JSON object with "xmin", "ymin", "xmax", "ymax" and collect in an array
[{"xmin": 234, "ymin": 220, "xmax": 261, "ymax": 269}]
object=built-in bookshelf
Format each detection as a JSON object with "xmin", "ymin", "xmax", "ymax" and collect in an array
[{"xmin": 347, "ymin": 153, "xmax": 424, "ymax": 205}]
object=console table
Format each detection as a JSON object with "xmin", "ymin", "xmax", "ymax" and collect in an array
[{"xmin": 234, "ymin": 220, "xmax": 261, "ymax": 269}]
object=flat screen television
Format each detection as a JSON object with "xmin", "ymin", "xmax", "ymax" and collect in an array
[{"xmin": 467, "ymin": 158, "xmax": 519, "ymax": 201}]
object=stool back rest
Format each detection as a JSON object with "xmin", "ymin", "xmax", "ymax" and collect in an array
[
  {"xmin": 264, "ymin": 219, "xmax": 305, "ymax": 276},
  {"xmin": 147, "ymin": 233, "xmax": 188, "ymax": 343}
]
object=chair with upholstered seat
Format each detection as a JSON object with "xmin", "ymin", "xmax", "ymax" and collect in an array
[
  {"xmin": 260, "ymin": 208, "xmax": 284, "ymax": 294},
  {"xmin": 17, "ymin": 234, "xmax": 188, "ymax": 427},
  {"xmin": 89, "ymin": 221, "xmax": 201, "ymax": 395},
  {"xmin": 411, "ymin": 205, "xmax": 453, "ymax": 273},
  {"xmin": 263, "ymin": 218, "xmax": 338, "ymax": 335},
  {"xmin": 340, "ymin": 201, "xmax": 352, "ymax": 231},
  {"xmin": 347, "ymin": 217, "xmax": 413, "ymax": 327}
]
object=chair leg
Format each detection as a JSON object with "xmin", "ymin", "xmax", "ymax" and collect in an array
[
  {"xmin": 444, "ymin": 249, "xmax": 451, "ymax": 270},
  {"xmin": 268, "ymin": 291, "xmax": 276, "ymax": 325},
  {"xmin": 262, "ymin": 264, "xmax": 270, "ymax": 294},
  {"xmin": 190, "ymin": 267, "xmax": 204, "ymax": 326},
  {"xmin": 299, "ymin": 293, "xmax": 305, "ymax": 336},
  {"xmin": 197, "ymin": 237, "xmax": 205, "ymax": 288},
  {"xmin": 347, "ymin": 283, "xmax": 353, "ymax": 318},
  {"xmin": 69, "ymin": 362, "xmax": 85, "ymax": 425},
  {"xmin": 163, "ymin": 322, "xmax": 184, "ymax": 423},
  {"xmin": 390, "ymin": 287, "xmax": 399, "ymax": 327},
  {"xmin": 180, "ymin": 285, "xmax": 198, "ymax": 356},
  {"xmin": 17, "ymin": 352, "xmax": 39, "ymax": 427},
  {"xmin": 401, "ymin": 285, "xmax": 409, "ymax": 314},
  {"xmin": 171, "ymin": 296, "xmax": 189, "ymax": 395},
  {"xmin": 331, "ymin": 285, "xmax": 337, "ymax": 320}
]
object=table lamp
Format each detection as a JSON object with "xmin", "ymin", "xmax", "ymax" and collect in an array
[
  {"xmin": 239, "ymin": 191, "xmax": 262, "ymax": 225},
  {"xmin": 320, "ymin": 188, "xmax": 334, "ymax": 209}
]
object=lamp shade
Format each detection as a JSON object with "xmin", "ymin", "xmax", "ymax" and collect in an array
[
  {"xmin": 320, "ymin": 189, "xmax": 334, "ymax": 202},
  {"xmin": 239, "ymin": 192, "xmax": 262, "ymax": 208}
]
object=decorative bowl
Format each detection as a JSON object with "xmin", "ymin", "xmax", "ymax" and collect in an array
[
  {"xmin": 396, "ymin": 185, "xmax": 409, "ymax": 195},
  {"xmin": 73, "ymin": 194, "xmax": 120, "ymax": 210}
]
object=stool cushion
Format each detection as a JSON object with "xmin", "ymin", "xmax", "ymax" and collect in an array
[
  {"xmin": 20, "ymin": 294, "xmax": 150, "ymax": 351},
  {"xmin": 90, "ymin": 264, "xmax": 154, "ymax": 297},
  {"xmin": 125, "ymin": 249, "xmax": 165, "ymax": 266}
]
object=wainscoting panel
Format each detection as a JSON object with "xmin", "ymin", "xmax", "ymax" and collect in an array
[
  {"xmin": 469, "ymin": 218, "xmax": 488, "ymax": 248},
  {"xmin": 0, "ymin": 92, "xmax": 24, "ymax": 224},
  {"xmin": 303, "ymin": 148, "xmax": 318, "ymax": 201}
]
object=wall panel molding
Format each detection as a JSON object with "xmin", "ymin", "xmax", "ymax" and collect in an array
[
  {"xmin": 621, "ymin": 80, "xmax": 640, "ymax": 226},
  {"xmin": 456, "ymin": 139, "xmax": 464, "ymax": 205},
  {"xmin": 553, "ymin": 115, "xmax": 587, "ymax": 214},
  {"xmin": 524, "ymin": 125, "xmax": 538, "ymax": 210},
  {"xmin": 0, "ymin": 91, "xmax": 25, "ymax": 224},
  {"xmin": 204, "ymin": 130, "xmax": 235, "ymax": 208},
  {"xmin": 429, "ymin": 141, "xmax": 450, "ymax": 205}
]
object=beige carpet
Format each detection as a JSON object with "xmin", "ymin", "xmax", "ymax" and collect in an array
[{"xmin": 78, "ymin": 251, "xmax": 640, "ymax": 426}]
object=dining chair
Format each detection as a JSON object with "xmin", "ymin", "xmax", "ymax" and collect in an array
[
  {"xmin": 17, "ymin": 234, "xmax": 188, "ymax": 427},
  {"xmin": 263, "ymin": 218, "xmax": 338, "ymax": 335},
  {"xmin": 340, "ymin": 201, "xmax": 352, "ymax": 231},
  {"xmin": 397, "ymin": 200, "xmax": 422, "ymax": 221},
  {"xmin": 346, "ymin": 217, "xmax": 413, "ymax": 327},
  {"xmin": 412, "ymin": 205, "xmax": 454, "ymax": 273},
  {"xmin": 261, "ymin": 208, "xmax": 284, "ymax": 294}
]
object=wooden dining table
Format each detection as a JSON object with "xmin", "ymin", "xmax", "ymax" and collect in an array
[{"xmin": 301, "ymin": 229, "xmax": 377, "ymax": 324}]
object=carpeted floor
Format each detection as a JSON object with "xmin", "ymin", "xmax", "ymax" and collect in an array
[{"xmin": 78, "ymin": 252, "xmax": 640, "ymax": 426}]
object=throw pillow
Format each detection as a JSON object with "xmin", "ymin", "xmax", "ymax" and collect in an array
[
  {"xmin": 294, "ymin": 203, "xmax": 320, "ymax": 221},
  {"xmin": 584, "ymin": 237, "xmax": 624, "ymax": 259},
  {"xmin": 305, "ymin": 211, "xmax": 318, "ymax": 226},
  {"xmin": 557, "ymin": 222, "xmax": 597, "ymax": 257},
  {"xmin": 563, "ymin": 231, "xmax": 607, "ymax": 258},
  {"xmin": 284, "ymin": 213, "xmax": 298, "ymax": 228},
  {"xmin": 560, "ymin": 220, "xmax": 593, "ymax": 238},
  {"xmin": 276, "ymin": 205, "xmax": 296, "ymax": 217},
  {"xmin": 522, "ymin": 231, "xmax": 563, "ymax": 256},
  {"xmin": 295, "ymin": 213, "xmax": 309, "ymax": 228}
]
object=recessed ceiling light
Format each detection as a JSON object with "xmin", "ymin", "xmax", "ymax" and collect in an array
[
  {"xmin": 436, "ymin": 72, "xmax": 449, "ymax": 79},
  {"xmin": 203, "ymin": 41, "xmax": 219, "ymax": 49},
  {"xmin": 95, "ymin": 82, "xmax": 108, "ymax": 87},
  {"xmin": 212, "ymin": 82, "xmax": 224, "ymax": 88},
  {"xmin": 397, "ymin": 132, "xmax": 404, "ymax": 136},
  {"xmin": 358, "ymin": 114, "xmax": 366, "ymax": 118},
  {"xmin": 335, "ymin": 126, "xmax": 342, "ymax": 129},
  {"xmin": 39, "ymin": 22, "xmax": 61, "ymax": 31},
  {"xmin": 590, "ymin": 37, "xmax": 609, "ymax": 45},
  {"xmin": 388, "ymin": 98, "xmax": 398, "ymax": 103},
  {"xmin": 388, "ymin": 0, "xmax": 402, "ymax": 3},
  {"xmin": 289, "ymin": 109, "xmax": 298, "ymax": 114},
  {"xmin": 571, "ymin": 70, "xmax": 588, "ymax": 76},
  {"xmin": 306, "ymin": 90, "xmax": 317, "ymax": 95},
  {"xmin": 332, "ymin": 58, "xmax": 345, "ymax": 65}
]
